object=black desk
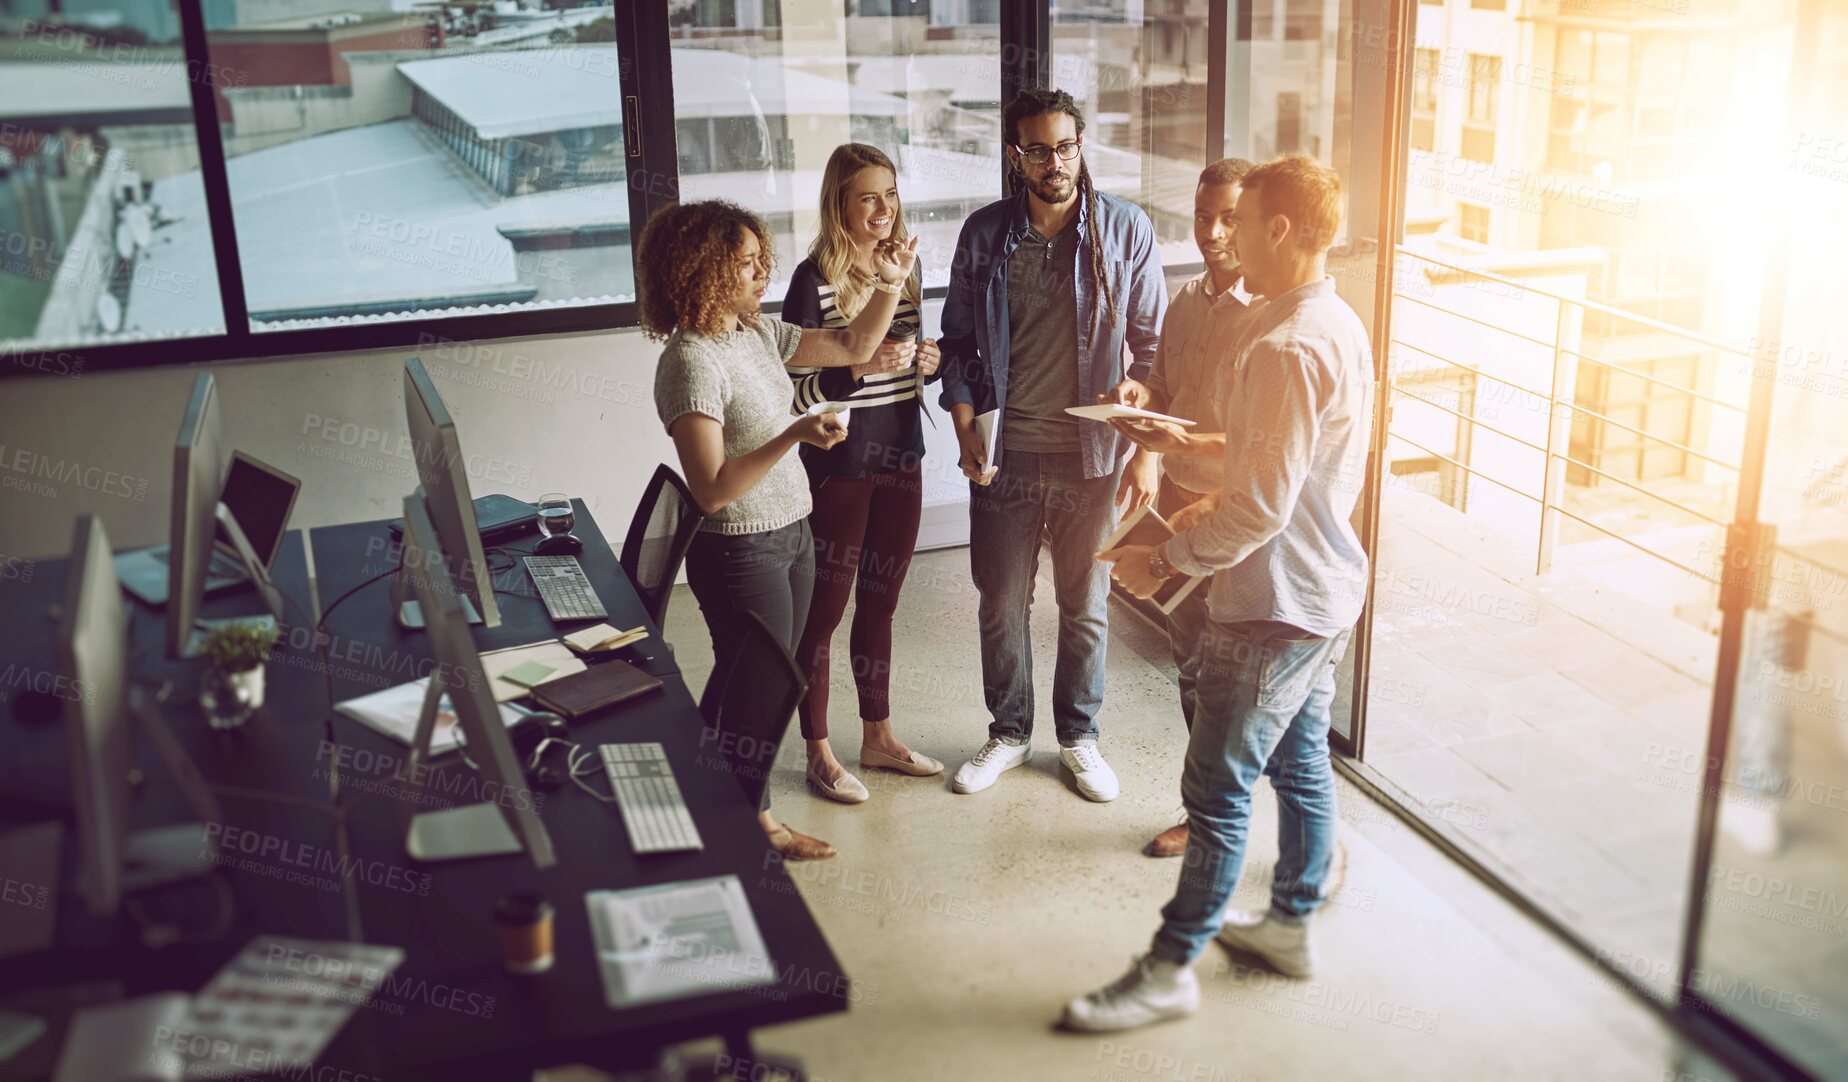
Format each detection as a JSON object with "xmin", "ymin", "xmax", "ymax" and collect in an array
[{"xmin": 0, "ymin": 504, "xmax": 848, "ymax": 1080}]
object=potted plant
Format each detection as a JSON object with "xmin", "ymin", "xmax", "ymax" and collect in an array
[{"xmin": 199, "ymin": 620, "xmax": 279, "ymax": 728}]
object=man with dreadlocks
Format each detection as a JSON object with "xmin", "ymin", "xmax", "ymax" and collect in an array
[{"xmin": 937, "ymin": 88, "xmax": 1167, "ymax": 804}]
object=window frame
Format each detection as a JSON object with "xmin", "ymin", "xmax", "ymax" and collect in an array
[{"xmin": 3, "ymin": 0, "xmax": 1048, "ymax": 378}]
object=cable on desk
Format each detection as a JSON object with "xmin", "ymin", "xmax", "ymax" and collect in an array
[
  {"xmin": 567, "ymin": 742, "xmax": 620, "ymax": 804},
  {"xmin": 315, "ymin": 566, "xmax": 397, "ymax": 632},
  {"xmin": 311, "ymin": 564, "xmax": 396, "ymax": 802}
]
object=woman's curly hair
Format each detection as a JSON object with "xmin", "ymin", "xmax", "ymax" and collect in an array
[{"xmin": 636, "ymin": 200, "xmax": 773, "ymax": 341}]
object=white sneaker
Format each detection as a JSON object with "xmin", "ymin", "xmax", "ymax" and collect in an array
[
  {"xmin": 1216, "ymin": 910, "xmax": 1315, "ymax": 978},
  {"xmin": 951, "ymin": 739, "xmax": 1031, "ymax": 794},
  {"xmin": 1059, "ymin": 743, "xmax": 1119, "ymax": 802},
  {"xmin": 1061, "ymin": 954, "xmax": 1199, "ymax": 1032}
]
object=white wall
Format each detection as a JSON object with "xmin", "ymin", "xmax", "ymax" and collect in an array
[{"xmin": 0, "ymin": 297, "xmax": 969, "ymax": 563}]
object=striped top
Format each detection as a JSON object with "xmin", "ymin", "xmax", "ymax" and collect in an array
[{"xmin": 782, "ymin": 256, "xmax": 938, "ymax": 479}]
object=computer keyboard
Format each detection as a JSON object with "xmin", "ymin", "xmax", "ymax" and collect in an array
[
  {"xmin": 523, "ymin": 555, "xmax": 608, "ymax": 622},
  {"xmin": 600, "ymin": 742, "xmax": 703, "ymax": 854},
  {"xmin": 151, "ymin": 547, "xmax": 245, "ymax": 579}
]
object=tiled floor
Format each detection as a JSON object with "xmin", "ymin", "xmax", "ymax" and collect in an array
[
  {"xmin": 621, "ymin": 545, "xmax": 1738, "ymax": 1081},
  {"xmin": 1365, "ymin": 491, "xmax": 1719, "ymax": 973}
]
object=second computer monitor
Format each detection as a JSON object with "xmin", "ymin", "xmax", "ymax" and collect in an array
[
  {"xmin": 60, "ymin": 515, "xmax": 133, "ymax": 915},
  {"xmin": 167, "ymin": 372, "xmax": 222, "ymax": 656},
  {"xmin": 401, "ymin": 493, "xmax": 554, "ymax": 868},
  {"xmin": 403, "ymin": 357, "xmax": 500, "ymax": 628}
]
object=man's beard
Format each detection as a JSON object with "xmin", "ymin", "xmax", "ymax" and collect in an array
[{"xmin": 1029, "ymin": 171, "xmax": 1075, "ymax": 204}]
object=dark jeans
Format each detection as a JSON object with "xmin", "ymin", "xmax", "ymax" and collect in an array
[
  {"xmin": 685, "ymin": 519, "xmax": 816, "ymax": 811},
  {"xmin": 968, "ymin": 449, "xmax": 1122, "ymax": 746},
  {"xmin": 1158, "ymin": 480, "xmax": 1212, "ymax": 732},
  {"xmin": 795, "ymin": 466, "xmax": 923, "ymax": 741}
]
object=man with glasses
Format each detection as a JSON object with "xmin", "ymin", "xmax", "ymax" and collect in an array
[{"xmin": 938, "ymin": 87, "xmax": 1167, "ymax": 803}]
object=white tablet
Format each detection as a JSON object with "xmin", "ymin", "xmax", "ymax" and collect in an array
[{"xmin": 1065, "ymin": 404, "xmax": 1199, "ymax": 426}]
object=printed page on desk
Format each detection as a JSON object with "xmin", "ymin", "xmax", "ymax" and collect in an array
[
  {"xmin": 334, "ymin": 677, "xmax": 531, "ymax": 754},
  {"xmin": 586, "ymin": 876, "xmax": 775, "ymax": 1008}
]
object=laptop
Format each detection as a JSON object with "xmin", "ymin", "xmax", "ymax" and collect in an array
[{"xmin": 117, "ymin": 451, "xmax": 301, "ymax": 607}]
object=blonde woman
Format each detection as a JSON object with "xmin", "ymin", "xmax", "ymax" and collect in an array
[{"xmin": 783, "ymin": 144, "xmax": 945, "ymax": 804}]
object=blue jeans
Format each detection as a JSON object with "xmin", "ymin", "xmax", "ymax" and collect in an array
[
  {"xmin": 1152, "ymin": 619, "xmax": 1351, "ymax": 964},
  {"xmin": 968, "ymin": 449, "xmax": 1122, "ymax": 747}
]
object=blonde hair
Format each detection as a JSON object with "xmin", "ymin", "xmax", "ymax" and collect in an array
[{"xmin": 809, "ymin": 143, "xmax": 922, "ymax": 320}]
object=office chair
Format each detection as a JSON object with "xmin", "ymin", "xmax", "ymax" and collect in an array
[
  {"xmin": 697, "ymin": 610, "xmax": 807, "ymax": 810},
  {"xmin": 619, "ymin": 464, "xmax": 705, "ymax": 629}
]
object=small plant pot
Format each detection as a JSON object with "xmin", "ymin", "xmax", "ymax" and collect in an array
[{"xmin": 201, "ymin": 664, "xmax": 265, "ymax": 729}]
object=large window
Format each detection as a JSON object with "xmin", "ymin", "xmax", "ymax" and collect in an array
[
  {"xmin": 196, "ymin": 3, "xmax": 628, "ymax": 333},
  {"xmin": 667, "ymin": 7, "xmax": 1000, "ymax": 297},
  {"xmin": 1051, "ymin": 0, "xmax": 1211, "ymax": 272},
  {"xmin": 1376, "ymin": 7, "xmax": 1837, "ymax": 1077},
  {"xmin": 1, "ymin": 3, "xmax": 225, "ymax": 354}
]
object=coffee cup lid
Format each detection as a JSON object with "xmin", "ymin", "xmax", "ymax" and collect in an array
[{"xmin": 495, "ymin": 892, "xmax": 553, "ymax": 925}]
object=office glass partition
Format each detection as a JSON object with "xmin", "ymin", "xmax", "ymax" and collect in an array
[
  {"xmin": 666, "ymin": 1, "xmax": 1003, "ymax": 297},
  {"xmin": 0, "ymin": 2, "xmax": 226, "ymax": 354},
  {"xmin": 193, "ymin": 1, "xmax": 628, "ymax": 333}
]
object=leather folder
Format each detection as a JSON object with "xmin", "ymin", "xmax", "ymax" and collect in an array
[{"xmin": 530, "ymin": 658, "xmax": 664, "ymax": 719}]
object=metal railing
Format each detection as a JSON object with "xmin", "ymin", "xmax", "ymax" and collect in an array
[
  {"xmin": 1387, "ymin": 246, "xmax": 1751, "ymax": 581},
  {"xmin": 1387, "ymin": 246, "xmax": 1848, "ymax": 648}
]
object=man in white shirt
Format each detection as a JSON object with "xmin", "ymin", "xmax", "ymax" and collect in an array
[{"xmin": 1064, "ymin": 155, "xmax": 1375, "ymax": 1032}]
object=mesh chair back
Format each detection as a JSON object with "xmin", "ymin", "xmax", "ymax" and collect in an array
[{"xmin": 620, "ymin": 464, "xmax": 705, "ymax": 628}]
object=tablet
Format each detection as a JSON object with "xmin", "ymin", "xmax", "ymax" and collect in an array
[{"xmin": 1065, "ymin": 404, "xmax": 1199, "ymax": 426}]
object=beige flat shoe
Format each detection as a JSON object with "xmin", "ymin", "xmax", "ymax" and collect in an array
[
  {"xmin": 807, "ymin": 760, "xmax": 870, "ymax": 803},
  {"xmin": 859, "ymin": 747, "xmax": 945, "ymax": 777},
  {"xmin": 766, "ymin": 825, "xmax": 837, "ymax": 861}
]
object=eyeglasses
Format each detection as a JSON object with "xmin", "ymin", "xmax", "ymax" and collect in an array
[{"xmin": 1013, "ymin": 141, "xmax": 1082, "ymax": 166}]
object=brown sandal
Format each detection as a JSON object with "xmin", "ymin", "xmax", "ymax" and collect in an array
[{"xmin": 766, "ymin": 825, "xmax": 837, "ymax": 861}]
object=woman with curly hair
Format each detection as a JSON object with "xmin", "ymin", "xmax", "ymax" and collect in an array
[
  {"xmin": 781, "ymin": 144, "xmax": 945, "ymax": 805},
  {"xmin": 643, "ymin": 199, "xmax": 917, "ymax": 861}
]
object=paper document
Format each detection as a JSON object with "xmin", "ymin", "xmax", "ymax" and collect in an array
[
  {"xmin": 563, "ymin": 623, "xmax": 649, "ymax": 654},
  {"xmin": 52, "ymin": 937, "xmax": 403, "ymax": 1082},
  {"xmin": 972, "ymin": 408, "xmax": 1000, "ymax": 480},
  {"xmin": 481, "ymin": 640, "xmax": 587, "ymax": 702},
  {"xmin": 1064, "ymin": 403, "xmax": 1199, "ymax": 426},
  {"xmin": 586, "ymin": 876, "xmax": 775, "ymax": 1008},
  {"xmin": 334, "ymin": 677, "xmax": 530, "ymax": 754}
]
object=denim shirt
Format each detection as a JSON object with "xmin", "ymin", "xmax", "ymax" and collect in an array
[{"xmin": 937, "ymin": 189, "xmax": 1167, "ymax": 480}]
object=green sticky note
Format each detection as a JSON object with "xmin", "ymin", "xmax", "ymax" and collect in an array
[{"xmin": 502, "ymin": 660, "xmax": 556, "ymax": 688}]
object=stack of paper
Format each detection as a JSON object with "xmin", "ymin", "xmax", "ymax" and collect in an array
[
  {"xmin": 562, "ymin": 623, "xmax": 649, "ymax": 655},
  {"xmin": 481, "ymin": 640, "xmax": 587, "ymax": 702},
  {"xmin": 52, "ymin": 937, "xmax": 404, "ymax": 1082},
  {"xmin": 333, "ymin": 677, "xmax": 530, "ymax": 754},
  {"xmin": 586, "ymin": 876, "xmax": 775, "ymax": 1008}
]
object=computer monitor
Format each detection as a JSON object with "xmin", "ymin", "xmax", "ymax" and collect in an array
[
  {"xmin": 399, "ymin": 357, "xmax": 499, "ymax": 629},
  {"xmin": 163, "ymin": 373, "xmax": 285, "ymax": 657},
  {"xmin": 217, "ymin": 451, "xmax": 301, "ymax": 570},
  {"xmin": 397, "ymin": 494, "xmax": 554, "ymax": 868},
  {"xmin": 60, "ymin": 515, "xmax": 217, "ymax": 915},
  {"xmin": 167, "ymin": 372, "xmax": 221, "ymax": 656}
]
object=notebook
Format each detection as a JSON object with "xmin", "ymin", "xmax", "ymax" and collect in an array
[
  {"xmin": 529, "ymin": 659, "xmax": 664, "ymax": 719},
  {"xmin": 1102, "ymin": 504, "xmax": 1208, "ymax": 616}
]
